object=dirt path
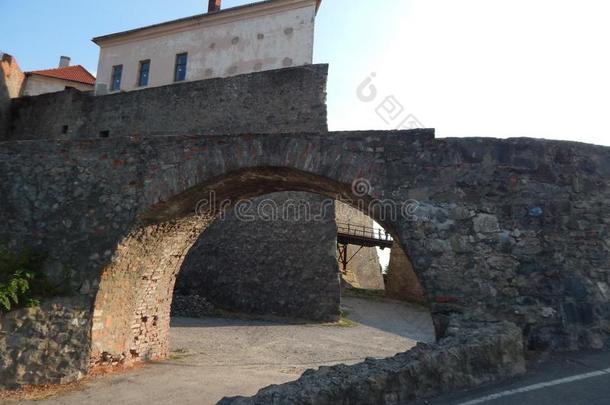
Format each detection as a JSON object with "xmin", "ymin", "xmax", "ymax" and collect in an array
[{"xmin": 10, "ymin": 296, "xmax": 434, "ymax": 405}]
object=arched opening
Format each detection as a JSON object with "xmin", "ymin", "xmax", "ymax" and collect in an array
[
  {"xmin": 334, "ymin": 201, "xmax": 427, "ymax": 306},
  {"xmin": 90, "ymin": 167, "xmax": 435, "ymax": 372},
  {"xmin": 336, "ymin": 200, "xmax": 388, "ymax": 292}
]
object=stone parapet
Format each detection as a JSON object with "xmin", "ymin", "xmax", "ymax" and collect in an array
[{"xmin": 221, "ymin": 321, "xmax": 526, "ymax": 405}]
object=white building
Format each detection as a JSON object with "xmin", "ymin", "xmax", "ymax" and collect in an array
[
  {"xmin": 92, "ymin": 0, "xmax": 322, "ymax": 95},
  {"xmin": 1, "ymin": 55, "xmax": 95, "ymax": 98},
  {"xmin": 23, "ymin": 57, "xmax": 96, "ymax": 96}
]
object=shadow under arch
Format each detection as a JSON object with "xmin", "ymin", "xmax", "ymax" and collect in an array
[{"xmin": 90, "ymin": 166, "xmax": 435, "ymax": 367}]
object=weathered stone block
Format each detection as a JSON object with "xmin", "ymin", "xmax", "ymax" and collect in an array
[{"xmin": 473, "ymin": 214, "xmax": 500, "ymax": 234}]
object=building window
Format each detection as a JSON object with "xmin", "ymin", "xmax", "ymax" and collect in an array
[
  {"xmin": 138, "ymin": 60, "xmax": 150, "ymax": 87},
  {"xmin": 110, "ymin": 65, "xmax": 123, "ymax": 91},
  {"xmin": 174, "ymin": 53, "xmax": 188, "ymax": 82},
  {"xmin": 99, "ymin": 130, "xmax": 110, "ymax": 138}
]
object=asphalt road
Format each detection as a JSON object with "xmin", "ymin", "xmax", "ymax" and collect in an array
[{"xmin": 416, "ymin": 350, "xmax": 610, "ymax": 405}]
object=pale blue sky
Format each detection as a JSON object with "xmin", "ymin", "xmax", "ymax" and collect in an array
[{"xmin": 2, "ymin": 0, "xmax": 609, "ymax": 145}]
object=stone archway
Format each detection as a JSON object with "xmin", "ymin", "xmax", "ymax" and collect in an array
[
  {"xmin": 171, "ymin": 193, "xmax": 430, "ymax": 323},
  {"xmin": 90, "ymin": 166, "xmax": 435, "ymax": 366},
  {"xmin": 1, "ymin": 131, "xmax": 607, "ymax": 388}
]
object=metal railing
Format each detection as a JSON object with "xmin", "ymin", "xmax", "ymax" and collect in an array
[{"xmin": 336, "ymin": 222, "xmax": 393, "ymax": 243}]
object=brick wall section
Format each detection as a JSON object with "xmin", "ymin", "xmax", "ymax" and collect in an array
[
  {"xmin": 91, "ymin": 217, "xmax": 211, "ymax": 365},
  {"xmin": 4, "ymin": 64, "xmax": 328, "ymax": 141}
]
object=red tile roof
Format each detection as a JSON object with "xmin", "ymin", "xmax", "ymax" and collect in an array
[{"xmin": 27, "ymin": 65, "xmax": 96, "ymax": 86}]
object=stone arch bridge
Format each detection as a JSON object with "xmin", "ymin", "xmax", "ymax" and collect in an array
[
  {"xmin": 0, "ymin": 65, "xmax": 608, "ymax": 390},
  {"xmin": 0, "ymin": 129, "xmax": 608, "ymax": 387}
]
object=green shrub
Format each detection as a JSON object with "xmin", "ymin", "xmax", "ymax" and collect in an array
[{"xmin": 0, "ymin": 243, "xmax": 67, "ymax": 313}]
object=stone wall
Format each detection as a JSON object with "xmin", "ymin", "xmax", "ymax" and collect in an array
[
  {"xmin": 4, "ymin": 63, "xmax": 340, "ymax": 321},
  {"xmin": 1, "ymin": 65, "xmax": 336, "ymax": 387},
  {"xmin": 175, "ymin": 192, "xmax": 340, "ymax": 321},
  {"xmin": 4, "ymin": 64, "xmax": 337, "ymax": 323},
  {"xmin": 0, "ymin": 126, "xmax": 609, "ymax": 388},
  {"xmin": 0, "ymin": 298, "xmax": 90, "ymax": 389},
  {"xmin": 171, "ymin": 295, "xmax": 215, "ymax": 318},
  {"xmin": 220, "ymin": 321, "xmax": 526, "ymax": 404},
  {"xmin": 4, "ymin": 64, "xmax": 328, "ymax": 141}
]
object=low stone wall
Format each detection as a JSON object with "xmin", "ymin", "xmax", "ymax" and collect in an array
[
  {"xmin": 171, "ymin": 295, "xmax": 216, "ymax": 318},
  {"xmin": 221, "ymin": 321, "xmax": 526, "ymax": 405},
  {"xmin": 0, "ymin": 298, "xmax": 90, "ymax": 389}
]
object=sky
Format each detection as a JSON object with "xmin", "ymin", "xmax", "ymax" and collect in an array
[{"xmin": 2, "ymin": 0, "xmax": 610, "ymax": 146}]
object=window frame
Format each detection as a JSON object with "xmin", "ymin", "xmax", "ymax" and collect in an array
[
  {"xmin": 110, "ymin": 64, "xmax": 123, "ymax": 92},
  {"xmin": 174, "ymin": 53, "xmax": 188, "ymax": 82},
  {"xmin": 137, "ymin": 59, "xmax": 151, "ymax": 87}
]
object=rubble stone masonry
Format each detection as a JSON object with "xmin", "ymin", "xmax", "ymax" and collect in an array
[
  {"xmin": 0, "ymin": 130, "xmax": 608, "ymax": 389},
  {"xmin": 0, "ymin": 65, "xmax": 608, "ymax": 391}
]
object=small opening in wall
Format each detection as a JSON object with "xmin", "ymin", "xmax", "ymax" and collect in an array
[
  {"xmin": 61, "ymin": 125, "xmax": 69, "ymax": 135},
  {"xmin": 99, "ymin": 130, "xmax": 110, "ymax": 138}
]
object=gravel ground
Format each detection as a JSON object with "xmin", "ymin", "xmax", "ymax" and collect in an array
[{"xmin": 10, "ymin": 296, "xmax": 435, "ymax": 405}]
